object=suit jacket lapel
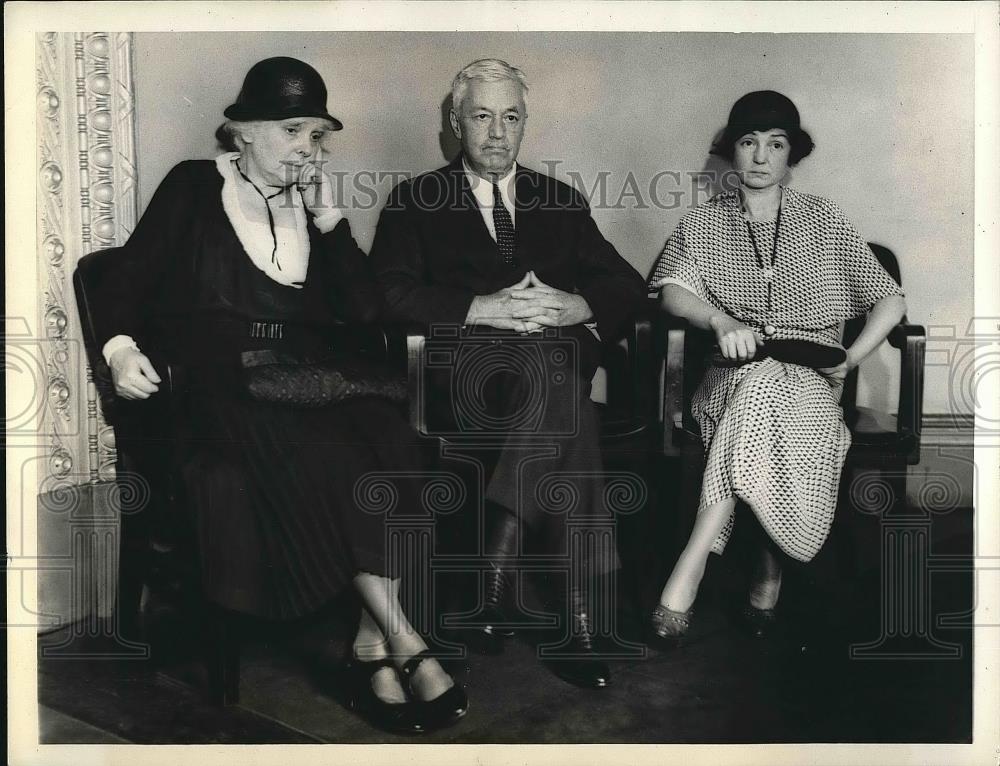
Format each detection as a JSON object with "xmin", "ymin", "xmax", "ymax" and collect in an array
[
  {"xmin": 450, "ymin": 154, "xmax": 510, "ymax": 265},
  {"xmin": 513, "ymin": 165, "xmax": 543, "ymax": 266}
]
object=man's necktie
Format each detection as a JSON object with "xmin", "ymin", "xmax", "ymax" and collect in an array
[{"xmin": 492, "ymin": 182, "xmax": 516, "ymax": 266}]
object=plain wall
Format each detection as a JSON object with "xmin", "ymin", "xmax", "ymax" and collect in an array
[{"xmin": 133, "ymin": 32, "xmax": 974, "ymax": 415}]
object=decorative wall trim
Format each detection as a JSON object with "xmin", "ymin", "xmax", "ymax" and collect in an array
[
  {"xmin": 36, "ymin": 32, "xmax": 139, "ymax": 623},
  {"xmin": 36, "ymin": 31, "xmax": 138, "ymax": 490},
  {"xmin": 37, "ymin": 32, "xmax": 74, "ymax": 484}
]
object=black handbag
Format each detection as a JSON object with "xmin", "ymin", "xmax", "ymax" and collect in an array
[
  {"xmin": 240, "ymin": 349, "xmax": 407, "ymax": 408},
  {"xmin": 711, "ymin": 339, "xmax": 847, "ymax": 369}
]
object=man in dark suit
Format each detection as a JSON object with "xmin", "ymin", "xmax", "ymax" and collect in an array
[{"xmin": 370, "ymin": 59, "xmax": 645, "ymax": 689}]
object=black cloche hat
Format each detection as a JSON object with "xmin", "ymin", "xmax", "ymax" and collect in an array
[
  {"xmin": 224, "ymin": 57, "xmax": 343, "ymax": 130},
  {"xmin": 711, "ymin": 90, "xmax": 813, "ymax": 160}
]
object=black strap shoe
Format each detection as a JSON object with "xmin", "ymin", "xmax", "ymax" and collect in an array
[
  {"xmin": 345, "ymin": 656, "xmax": 425, "ymax": 735},
  {"xmin": 399, "ymin": 650, "xmax": 469, "ymax": 731}
]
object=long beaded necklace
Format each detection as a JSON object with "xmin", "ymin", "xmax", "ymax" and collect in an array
[
  {"xmin": 236, "ymin": 161, "xmax": 288, "ymax": 271},
  {"xmin": 742, "ymin": 188, "xmax": 783, "ymax": 337}
]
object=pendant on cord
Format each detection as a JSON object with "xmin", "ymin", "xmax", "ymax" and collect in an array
[{"xmin": 744, "ymin": 201, "xmax": 782, "ymax": 342}]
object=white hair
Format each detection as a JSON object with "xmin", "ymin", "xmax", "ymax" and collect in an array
[
  {"xmin": 216, "ymin": 119, "xmax": 260, "ymax": 152},
  {"xmin": 451, "ymin": 58, "xmax": 528, "ymax": 114}
]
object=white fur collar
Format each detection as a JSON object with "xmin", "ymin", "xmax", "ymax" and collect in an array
[{"xmin": 215, "ymin": 152, "xmax": 309, "ymax": 288}]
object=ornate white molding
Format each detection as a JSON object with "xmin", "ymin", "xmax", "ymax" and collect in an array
[
  {"xmin": 37, "ymin": 32, "xmax": 75, "ymax": 484},
  {"xmin": 35, "ymin": 32, "xmax": 140, "ymax": 624},
  {"xmin": 36, "ymin": 32, "xmax": 139, "ymax": 488}
]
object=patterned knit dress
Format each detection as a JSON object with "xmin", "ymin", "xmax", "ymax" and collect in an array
[{"xmin": 648, "ymin": 187, "xmax": 903, "ymax": 562}]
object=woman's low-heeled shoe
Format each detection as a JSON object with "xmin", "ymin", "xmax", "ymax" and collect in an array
[
  {"xmin": 399, "ymin": 649, "xmax": 469, "ymax": 730},
  {"xmin": 650, "ymin": 604, "xmax": 693, "ymax": 646},
  {"xmin": 346, "ymin": 656, "xmax": 425, "ymax": 735},
  {"xmin": 740, "ymin": 601, "xmax": 779, "ymax": 639}
]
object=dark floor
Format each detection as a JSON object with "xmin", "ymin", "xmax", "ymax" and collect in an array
[{"xmin": 38, "ymin": 498, "xmax": 974, "ymax": 745}]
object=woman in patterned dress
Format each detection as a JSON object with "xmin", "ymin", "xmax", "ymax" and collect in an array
[{"xmin": 646, "ymin": 91, "xmax": 906, "ymax": 640}]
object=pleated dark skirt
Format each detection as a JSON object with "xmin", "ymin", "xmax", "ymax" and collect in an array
[{"xmin": 181, "ymin": 379, "xmax": 424, "ymax": 620}]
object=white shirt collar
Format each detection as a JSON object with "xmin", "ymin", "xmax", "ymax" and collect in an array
[
  {"xmin": 462, "ymin": 157, "xmax": 517, "ymax": 214},
  {"xmin": 215, "ymin": 152, "xmax": 309, "ymax": 288}
]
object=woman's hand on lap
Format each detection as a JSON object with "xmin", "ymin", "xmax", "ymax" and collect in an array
[
  {"xmin": 709, "ymin": 313, "xmax": 763, "ymax": 361},
  {"xmin": 109, "ymin": 347, "xmax": 161, "ymax": 400},
  {"xmin": 818, "ymin": 359, "xmax": 853, "ymax": 388}
]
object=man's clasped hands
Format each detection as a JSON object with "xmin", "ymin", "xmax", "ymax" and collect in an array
[{"xmin": 465, "ymin": 271, "xmax": 593, "ymax": 334}]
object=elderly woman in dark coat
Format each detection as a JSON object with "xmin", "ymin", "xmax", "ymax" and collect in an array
[{"xmin": 99, "ymin": 57, "xmax": 466, "ymax": 733}]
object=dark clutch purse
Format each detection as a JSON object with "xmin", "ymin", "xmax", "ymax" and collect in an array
[
  {"xmin": 240, "ymin": 349, "xmax": 407, "ymax": 408},
  {"xmin": 711, "ymin": 340, "xmax": 847, "ymax": 369}
]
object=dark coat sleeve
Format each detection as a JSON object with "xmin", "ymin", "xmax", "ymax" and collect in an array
[
  {"xmin": 368, "ymin": 181, "xmax": 477, "ymax": 328},
  {"xmin": 567, "ymin": 191, "xmax": 646, "ymax": 342},
  {"xmin": 94, "ymin": 161, "xmax": 202, "ymax": 349},
  {"xmin": 313, "ymin": 216, "xmax": 385, "ymax": 325}
]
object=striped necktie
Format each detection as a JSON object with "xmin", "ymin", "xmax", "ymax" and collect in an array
[{"xmin": 492, "ymin": 182, "xmax": 516, "ymax": 266}]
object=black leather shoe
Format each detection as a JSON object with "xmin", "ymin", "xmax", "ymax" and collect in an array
[
  {"xmin": 345, "ymin": 657, "xmax": 425, "ymax": 735},
  {"xmin": 470, "ymin": 506, "xmax": 520, "ymax": 652},
  {"xmin": 544, "ymin": 611, "xmax": 611, "ymax": 689},
  {"xmin": 482, "ymin": 565, "xmax": 515, "ymax": 635},
  {"xmin": 463, "ymin": 566, "xmax": 515, "ymax": 655},
  {"xmin": 740, "ymin": 600, "xmax": 779, "ymax": 639},
  {"xmin": 400, "ymin": 650, "xmax": 469, "ymax": 730}
]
